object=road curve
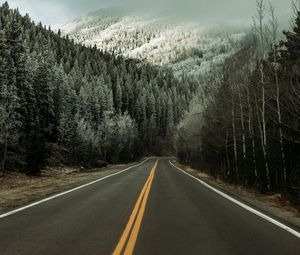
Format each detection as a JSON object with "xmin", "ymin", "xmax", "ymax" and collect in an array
[{"xmin": 0, "ymin": 158, "xmax": 299, "ymax": 255}]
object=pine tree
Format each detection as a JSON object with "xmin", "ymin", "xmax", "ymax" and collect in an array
[
  {"xmin": 0, "ymin": 26, "xmax": 9, "ymax": 176},
  {"xmin": 123, "ymin": 75, "xmax": 133, "ymax": 112},
  {"xmin": 0, "ymin": 54, "xmax": 21, "ymax": 176},
  {"xmin": 6, "ymin": 16, "xmax": 32, "ymax": 143},
  {"xmin": 25, "ymin": 117, "xmax": 47, "ymax": 176},
  {"xmin": 52, "ymin": 67, "xmax": 65, "ymax": 142},
  {"xmin": 58, "ymin": 84, "xmax": 78, "ymax": 151},
  {"xmin": 281, "ymin": 11, "xmax": 300, "ymax": 73},
  {"xmin": 279, "ymin": 10, "xmax": 300, "ymax": 187},
  {"xmin": 22, "ymin": 56, "xmax": 37, "ymax": 140},
  {"xmin": 114, "ymin": 77, "xmax": 122, "ymax": 114},
  {"xmin": 0, "ymin": 23, "xmax": 8, "ymax": 86},
  {"xmin": 0, "ymin": 3, "xmax": 193, "ymax": 170},
  {"xmin": 33, "ymin": 57, "xmax": 55, "ymax": 140}
]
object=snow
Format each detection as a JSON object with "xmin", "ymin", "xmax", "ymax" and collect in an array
[{"xmin": 61, "ymin": 10, "xmax": 247, "ymax": 77}]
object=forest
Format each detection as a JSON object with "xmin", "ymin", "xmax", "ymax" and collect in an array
[
  {"xmin": 0, "ymin": 2, "xmax": 195, "ymax": 176},
  {"xmin": 1, "ymin": 0, "xmax": 300, "ymax": 205},
  {"xmin": 177, "ymin": 0, "xmax": 300, "ymax": 203}
]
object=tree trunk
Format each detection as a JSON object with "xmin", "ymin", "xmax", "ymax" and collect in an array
[
  {"xmin": 1, "ymin": 134, "xmax": 8, "ymax": 178},
  {"xmin": 273, "ymin": 48, "xmax": 287, "ymax": 185},
  {"xmin": 225, "ymin": 128, "xmax": 231, "ymax": 177},
  {"xmin": 59, "ymin": 133, "xmax": 64, "ymax": 153},
  {"xmin": 255, "ymin": 89, "xmax": 270, "ymax": 190},
  {"xmin": 261, "ymin": 62, "xmax": 271, "ymax": 190},
  {"xmin": 199, "ymin": 139, "xmax": 204, "ymax": 169},
  {"xmin": 239, "ymin": 89, "xmax": 247, "ymax": 182},
  {"xmin": 247, "ymin": 88, "xmax": 257, "ymax": 179},
  {"xmin": 232, "ymin": 92, "xmax": 239, "ymax": 182}
]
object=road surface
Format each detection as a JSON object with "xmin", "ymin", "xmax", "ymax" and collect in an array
[{"xmin": 0, "ymin": 158, "xmax": 299, "ymax": 255}]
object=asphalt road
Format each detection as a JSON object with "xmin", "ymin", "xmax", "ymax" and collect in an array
[{"xmin": 0, "ymin": 158, "xmax": 300, "ymax": 255}]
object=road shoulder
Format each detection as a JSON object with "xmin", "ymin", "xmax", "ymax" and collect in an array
[
  {"xmin": 0, "ymin": 159, "xmax": 147, "ymax": 215},
  {"xmin": 171, "ymin": 160, "xmax": 300, "ymax": 233}
]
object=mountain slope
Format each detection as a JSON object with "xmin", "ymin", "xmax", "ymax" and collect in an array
[
  {"xmin": 0, "ymin": 3, "xmax": 195, "ymax": 175},
  {"xmin": 61, "ymin": 8, "xmax": 248, "ymax": 76}
]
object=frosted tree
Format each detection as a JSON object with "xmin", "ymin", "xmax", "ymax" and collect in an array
[
  {"xmin": 112, "ymin": 113, "xmax": 137, "ymax": 162},
  {"xmin": 97, "ymin": 111, "xmax": 115, "ymax": 160},
  {"xmin": 33, "ymin": 57, "xmax": 55, "ymax": 140},
  {"xmin": 0, "ymin": 42, "xmax": 21, "ymax": 176},
  {"xmin": 57, "ymin": 73, "xmax": 78, "ymax": 150},
  {"xmin": 253, "ymin": 0, "xmax": 271, "ymax": 189},
  {"xmin": 0, "ymin": 2, "xmax": 194, "ymax": 171},
  {"xmin": 113, "ymin": 77, "xmax": 123, "ymax": 114}
]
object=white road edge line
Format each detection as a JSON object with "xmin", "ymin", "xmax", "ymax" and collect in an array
[
  {"xmin": 169, "ymin": 160, "xmax": 300, "ymax": 239},
  {"xmin": 0, "ymin": 159, "xmax": 149, "ymax": 220}
]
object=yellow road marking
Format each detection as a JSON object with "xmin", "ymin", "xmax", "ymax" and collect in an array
[
  {"xmin": 112, "ymin": 160, "xmax": 158, "ymax": 255},
  {"xmin": 124, "ymin": 161, "xmax": 157, "ymax": 254}
]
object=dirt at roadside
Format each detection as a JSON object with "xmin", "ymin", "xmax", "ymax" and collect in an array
[
  {"xmin": 176, "ymin": 163, "xmax": 300, "ymax": 230},
  {"xmin": 0, "ymin": 164, "xmax": 132, "ymax": 215}
]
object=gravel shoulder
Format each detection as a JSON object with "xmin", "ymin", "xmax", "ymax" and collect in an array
[
  {"xmin": 0, "ymin": 161, "xmax": 143, "ymax": 215},
  {"xmin": 176, "ymin": 162, "xmax": 300, "ymax": 232}
]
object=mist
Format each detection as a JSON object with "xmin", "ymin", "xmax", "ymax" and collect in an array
[{"xmin": 0, "ymin": 0, "xmax": 293, "ymax": 28}]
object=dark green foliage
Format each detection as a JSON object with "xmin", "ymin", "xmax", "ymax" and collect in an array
[
  {"xmin": 25, "ymin": 120, "xmax": 47, "ymax": 175},
  {"xmin": 0, "ymin": 2, "xmax": 194, "ymax": 173},
  {"xmin": 32, "ymin": 55, "xmax": 57, "ymax": 143},
  {"xmin": 177, "ymin": 11, "xmax": 300, "ymax": 203}
]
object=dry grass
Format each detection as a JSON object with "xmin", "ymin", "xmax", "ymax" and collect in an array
[
  {"xmin": 177, "ymin": 163, "xmax": 213, "ymax": 180},
  {"xmin": 176, "ymin": 163, "xmax": 300, "ymax": 216},
  {"xmin": 266, "ymin": 194, "xmax": 300, "ymax": 217},
  {"xmin": 0, "ymin": 165, "xmax": 125, "ymax": 214}
]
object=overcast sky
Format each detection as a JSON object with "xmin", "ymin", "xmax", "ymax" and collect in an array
[{"xmin": 0, "ymin": 0, "xmax": 292, "ymax": 28}]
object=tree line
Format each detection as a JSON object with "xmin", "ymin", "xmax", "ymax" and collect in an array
[
  {"xmin": 0, "ymin": 2, "xmax": 195, "ymax": 176},
  {"xmin": 177, "ymin": 0, "xmax": 300, "ymax": 203}
]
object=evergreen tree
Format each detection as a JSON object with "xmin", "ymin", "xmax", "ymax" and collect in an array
[
  {"xmin": 0, "ymin": 3, "xmax": 193, "ymax": 171},
  {"xmin": 281, "ymin": 11, "xmax": 300, "ymax": 75},
  {"xmin": 25, "ymin": 118, "xmax": 46, "ymax": 175},
  {"xmin": 33, "ymin": 56, "xmax": 55, "ymax": 141},
  {"xmin": 113, "ymin": 77, "xmax": 122, "ymax": 114},
  {"xmin": 0, "ymin": 53, "xmax": 21, "ymax": 176}
]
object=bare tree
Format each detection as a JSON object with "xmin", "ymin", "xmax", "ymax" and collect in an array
[
  {"xmin": 253, "ymin": 0, "xmax": 271, "ymax": 189},
  {"xmin": 268, "ymin": 4, "xmax": 287, "ymax": 185},
  {"xmin": 231, "ymin": 84, "xmax": 239, "ymax": 181}
]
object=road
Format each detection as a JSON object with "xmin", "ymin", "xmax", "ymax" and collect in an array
[{"xmin": 0, "ymin": 158, "xmax": 300, "ymax": 255}]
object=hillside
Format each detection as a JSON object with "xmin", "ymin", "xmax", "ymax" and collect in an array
[
  {"xmin": 0, "ymin": 2, "xmax": 194, "ymax": 176},
  {"xmin": 61, "ymin": 7, "xmax": 248, "ymax": 76}
]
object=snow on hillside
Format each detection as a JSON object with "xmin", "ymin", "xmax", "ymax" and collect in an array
[{"xmin": 61, "ymin": 8, "xmax": 248, "ymax": 76}]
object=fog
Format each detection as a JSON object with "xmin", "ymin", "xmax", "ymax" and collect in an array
[{"xmin": 0, "ymin": 0, "xmax": 293, "ymax": 28}]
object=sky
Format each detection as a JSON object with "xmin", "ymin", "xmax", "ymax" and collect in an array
[
  {"xmin": 0, "ymin": 0, "xmax": 116, "ymax": 27},
  {"xmin": 0, "ymin": 0, "xmax": 293, "ymax": 28}
]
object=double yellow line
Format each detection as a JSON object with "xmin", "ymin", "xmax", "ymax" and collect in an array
[{"xmin": 112, "ymin": 160, "xmax": 158, "ymax": 255}]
